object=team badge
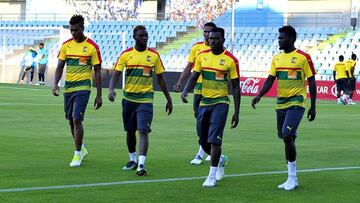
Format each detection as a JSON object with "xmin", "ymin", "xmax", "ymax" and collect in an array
[
  {"xmin": 83, "ymin": 46, "xmax": 87, "ymax": 52},
  {"xmin": 147, "ymin": 55, "xmax": 151, "ymax": 62},
  {"xmin": 291, "ymin": 57, "xmax": 297, "ymax": 63},
  {"xmin": 220, "ymin": 59, "xmax": 225, "ymax": 66}
]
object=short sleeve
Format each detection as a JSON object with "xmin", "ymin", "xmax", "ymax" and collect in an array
[
  {"xmin": 188, "ymin": 45, "xmax": 197, "ymax": 63},
  {"xmin": 303, "ymin": 55, "xmax": 316, "ymax": 78},
  {"xmin": 114, "ymin": 53, "xmax": 126, "ymax": 72},
  {"xmin": 269, "ymin": 57, "xmax": 276, "ymax": 76},
  {"xmin": 193, "ymin": 53, "xmax": 202, "ymax": 73},
  {"xmin": 154, "ymin": 54, "xmax": 165, "ymax": 74},
  {"xmin": 229, "ymin": 58, "xmax": 239, "ymax": 79},
  {"xmin": 90, "ymin": 46, "xmax": 102, "ymax": 65},
  {"xmin": 57, "ymin": 44, "xmax": 67, "ymax": 61}
]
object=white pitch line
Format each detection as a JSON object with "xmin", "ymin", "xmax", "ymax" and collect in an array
[{"xmin": 1, "ymin": 166, "xmax": 359, "ymax": 193}]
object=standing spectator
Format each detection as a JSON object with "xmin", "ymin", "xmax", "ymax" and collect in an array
[
  {"xmin": 20, "ymin": 47, "xmax": 37, "ymax": 85},
  {"xmin": 37, "ymin": 42, "xmax": 48, "ymax": 85}
]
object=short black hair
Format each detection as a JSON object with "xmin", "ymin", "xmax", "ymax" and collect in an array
[
  {"xmin": 39, "ymin": 42, "xmax": 44, "ymax": 46},
  {"xmin": 69, "ymin": 14, "xmax": 84, "ymax": 27},
  {"xmin": 203, "ymin": 22, "xmax": 217, "ymax": 29},
  {"xmin": 133, "ymin": 25, "xmax": 146, "ymax": 36},
  {"xmin": 339, "ymin": 55, "xmax": 344, "ymax": 61},
  {"xmin": 210, "ymin": 27, "xmax": 225, "ymax": 38},
  {"xmin": 279, "ymin": 25, "xmax": 297, "ymax": 42},
  {"xmin": 351, "ymin": 53, "xmax": 357, "ymax": 60}
]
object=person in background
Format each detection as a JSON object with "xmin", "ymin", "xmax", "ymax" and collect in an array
[
  {"xmin": 20, "ymin": 47, "xmax": 37, "ymax": 85},
  {"xmin": 38, "ymin": 42, "xmax": 48, "ymax": 85}
]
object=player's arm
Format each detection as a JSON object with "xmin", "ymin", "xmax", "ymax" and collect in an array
[
  {"xmin": 307, "ymin": 76, "xmax": 316, "ymax": 121},
  {"xmin": 108, "ymin": 69, "xmax": 122, "ymax": 102},
  {"xmin": 52, "ymin": 59, "xmax": 65, "ymax": 96},
  {"xmin": 93, "ymin": 64, "xmax": 102, "ymax": 110},
  {"xmin": 230, "ymin": 78, "xmax": 241, "ymax": 128},
  {"xmin": 181, "ymin": 71, "xmax": 200, "ymax": 103},
  {"xmin": 333, "ymin": 71, "xmax": 336, "ymax": 81},
  {"xmin": 156, "ymin": 74, "xmax": 173, "ymax": 115},
  {"xmin": 173, "ymin": 62, "xmax": 193, "ymax": 92},
  {"xmin": 251, "ymin": 75, "xmax": 276, "ymax": 109}
]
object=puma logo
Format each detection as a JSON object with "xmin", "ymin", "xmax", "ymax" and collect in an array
[{"xmin": 287, "ymin": 126, "xmax": 293, "ymax": 131}]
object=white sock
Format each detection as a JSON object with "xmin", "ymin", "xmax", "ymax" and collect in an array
[
  {"xmin": 129, "ymin": 152, "xmax": 137, "ymax": 162},
  {"xmin": 74, "ymin": 151, "xmax": 80, "ymax": 156},
  {"xmin": 197, "ymin": 146, "xmax": 205, "ymax": 159},
  {"xmin": 209, "ymin": 166, "xmax": 218, "ymax": 179},
  {"xmin": 287, "ymin": 160, "xmax": 296, "ymax": 177},
  {"xmin": 217, "ymin": 155, "xmax": 223, "ymax": 167},
  {"xmin": 138, "ymin": 155, "xmax": 146, "ymax": 167}
]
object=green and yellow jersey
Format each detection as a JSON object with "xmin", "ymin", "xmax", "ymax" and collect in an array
[
  {"xmin": 333, "ymin": 62, "xmax": 348, "ymax": 80},
  {"xmin": 188, "ymin": 42, "xmax": 210, "ymax": 95},
  {"xmin": 193, "ymin": 49, "xmax": 239, "ymax": 106},
  {"xmin": 270, "ymin": 49, "xmax": 316, "ymax": 109},
  {"xmin": 58, "ymin": 37, "xmax": 102, "ymax": 93},
  {"xmin": 114, "ymin": 47, "xmax": 165, "ymax": 103}
]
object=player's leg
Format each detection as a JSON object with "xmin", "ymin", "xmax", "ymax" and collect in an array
[
  {"xmin": 122, "ymin": 99, "xmax": 138, "ymax": 170},
  {"xmin": 209, "ymin": 104, "xmax": 229, "ymax": 182},
  {"xmin": 29, "ymin": 67, "xmax": 34, "ymax": 84},
  {"xmin": 135, "ymin": 103, "xmax": 153, "ymax": 176},
  {"xmin": 203, "ymin": 104, "xmax": 229, "ymax": 187},
  {"xmin": 69, "ymin": 90, "xmax": 90, "ymax": 167},
  {"xmin": 279, "ymin": 106, "xmax": 305, "ymax": 190},
  {"xmin": 191, "ymin": 94, "xmax": 206, "ymax": 165},
  {"xmin": 20, "ymin": 67, "xmax": 29, "ymax": 84},
  {"xmin": 349, "ymin": 78, "xmax": 356, "ymax": 104},
  {"xmin": 336, "ymin": 80, "xmax": 343, "ymax": 104}
]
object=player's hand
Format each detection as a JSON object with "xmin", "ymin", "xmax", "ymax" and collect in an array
[
  {"xmin": 94, "ymin": 96, "xmax": 102, "ymax": 110},
  {"xmin": 181, "ymin": 91, "xmax": 188, "ymax": 103},
  {"xmin": 166, "ymin": 100, "xmax": 173, "ymax": 115},
  {"xmin": 173, "ymin": 83, "xmax": 181, "ymax": 92},
  {"xmin": 108, "ymin": 90, "xmax": 116, "ymax": 102},
  {"xmin": 52, "ymin": 85, "xmax": 60, "ymax": 96},
  {"xmin": 307, "ymin": 107, "xmax": 316, "ymax": 121},
  {"xmin": 231, "ymin": 113, "xmax": 239, "ymax": 128},
  {"xmin": 251, "ymin": 96, "xmax": 260, "ymax": 109}
]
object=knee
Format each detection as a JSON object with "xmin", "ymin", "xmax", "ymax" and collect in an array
[
  {"xmin": 283, "ymin": 135, "xmax": 294, "ymax": 143},
  {"xmin": 72, "ymin": 118, "xmax": 82, "ymax": 125}
]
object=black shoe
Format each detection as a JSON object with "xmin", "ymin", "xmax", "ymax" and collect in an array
[
  {"xmin": 122, "ymin": 161, "xmax": 138, "ymax": 171},
  {"xmin": 136, "ymin": 164, "xmax": 147, "ymax": 176}
]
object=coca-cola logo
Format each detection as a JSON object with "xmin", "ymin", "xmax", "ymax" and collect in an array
[{"xmin": 240, "ymin": 78, "xmax": 260, "ymax": 94}]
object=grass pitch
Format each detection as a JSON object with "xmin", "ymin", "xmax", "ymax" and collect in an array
[{"xmin": 0, "ymin": 83, "xmax": 359, "ymax": 202}]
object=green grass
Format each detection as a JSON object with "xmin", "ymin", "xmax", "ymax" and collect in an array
[{"xmin": 1, "ymin": 83, "xmax": 360, "ymax": 202}]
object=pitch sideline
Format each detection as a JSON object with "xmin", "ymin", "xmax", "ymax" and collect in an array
[{"xmin": 1, "ymin": 166, "xmax": 359, "ymax": 193}]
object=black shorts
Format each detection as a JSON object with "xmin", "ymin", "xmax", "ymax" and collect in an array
[
  {"xmin": 64, "ymin": 90, "xmax": 90, "ymax": 121},
  {"xmin": 349, "ymin": 78, "xmax": 356, "ymax": 91},
  {"xmin": 276, "ymin": 106, "xmax": 305, "ymax": 138},
  {"xmin": 122, "ymin": 99, "xmax": 153, "ymax": 133},
  {"xmin": 38, "ymin": 64, "xmax": 47, "ymax": 74},
  {"xmin": 336, "ymin": 78, "xmax": 349, "ymax": 93}
]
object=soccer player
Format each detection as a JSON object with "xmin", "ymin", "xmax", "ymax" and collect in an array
[
  {"xmin": 173, "ymin": 22, "xmax": 217, "ymax": 165},
  {"xmin": 333, "ymin": 55, "xmax": 349, "ymax": 104},
  {"xmin": 181, "ymin": 27, "xmax": 240, "ymax": 187},
  {"xmin": 108, "ymin": 25, "xmax": 173, "ymax": 176},
  {"xmin": 20, "ymin": 47, "xmax": 37, "ymax": 85},
  {"xmin": 345, "ymin": 53, "xmax": 357, "ymax": 104},
  {"xmin": 37, "ymin": 42, "xmax": 48, "ymax": 85},
  {"xmin": 251, "ymin": 25, "xmax": 317, "ymax": 191},
  {"xmin": 52, "ymin": 14, "xmax": 103, "ymax": 167}
]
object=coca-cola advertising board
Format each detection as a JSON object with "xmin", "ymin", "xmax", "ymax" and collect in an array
[{"xmin": 239, "ymin": 77, "xmax": 360, "ymax": 101}]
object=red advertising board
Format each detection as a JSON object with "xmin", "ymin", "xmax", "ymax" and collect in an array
[{"xmin": 239, "ymin": 77, "xmax": 360, "ymax": 101}]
